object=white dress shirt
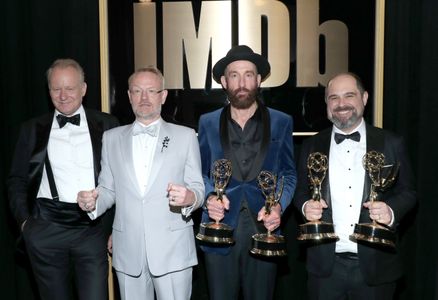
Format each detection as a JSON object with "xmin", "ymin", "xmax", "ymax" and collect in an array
[
  {"xmin": 37, "ymin": 105, "xmax": 95, "ymax": 203},
  {"xmin": 132, "ymin": 119, "xmax": 160, "ymax": 194},
  {"xmin": 329, "ymin": 119, "xmax": 366, "ymax": 253}
]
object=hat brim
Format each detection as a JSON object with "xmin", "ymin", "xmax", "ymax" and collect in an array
[{"xmin": 212, "ymin": 53, "xmax": 271, "ymax": 83}]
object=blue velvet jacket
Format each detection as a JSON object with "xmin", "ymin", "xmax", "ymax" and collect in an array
[{"xmin": 198, "ymin": 104, "xmax": 297, "ymax": 254}]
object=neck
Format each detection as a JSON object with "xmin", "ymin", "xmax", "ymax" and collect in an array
[
  {"xmin": 230, "ymin": 101, "xmax": 258, "ymax": 129},
  {"xmin": 335, "ymin": 118, "xmax": 363, "ymax": 134},
  {"xmin": 137, "ymin": 116, "xmax": 160, "ymax": 126}
]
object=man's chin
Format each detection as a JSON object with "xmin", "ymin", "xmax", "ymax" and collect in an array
[{"xmin": 231, "ymin": 100, "xmax": 254, "ymax": 109}]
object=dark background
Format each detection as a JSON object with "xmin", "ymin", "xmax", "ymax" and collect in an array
[
  {"xmin": 0, "ymin": 0, "xmax": 435, "ymax": 299},
  {"xmin": 108, "ymin": 0, "xmax": 375, "ymax": 132}
]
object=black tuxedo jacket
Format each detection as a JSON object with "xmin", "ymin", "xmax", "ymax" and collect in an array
[
  {"xmin": 8, "ymin": 109, "xmax": 119, "ymax": 226},
  {"xmin": 294, "ymin": 124, "xmax": 416, "ymax": 285}
]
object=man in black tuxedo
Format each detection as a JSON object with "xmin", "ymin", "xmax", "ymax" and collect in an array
[
  {"xmin": 294, "ymin": 73, "xmax": 416, "ymax": 299},
  {"xmin": 7, "ymin": 58, "xmax": 119, "ymax": 300}
]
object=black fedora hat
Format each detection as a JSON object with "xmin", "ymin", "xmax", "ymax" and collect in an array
[{"xmin": 212, "ymin": 45, "xmax": 271, "ymax": 83}]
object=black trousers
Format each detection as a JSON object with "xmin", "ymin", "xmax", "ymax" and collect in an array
[
  {"xmin": 204, "ymin": 206, "xmax": 277, "ymax": 300},
  {"xmin": 22, "ymin": 216, "xmax": 108, "ymax": 300},
  {"xmin": 308, "ymin": 254, "xmax": 396, "ymax": 300}
]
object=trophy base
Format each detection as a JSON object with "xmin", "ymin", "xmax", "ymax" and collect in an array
[
  {"xmin": 196, "ymin": 222, "xmax": 234, "ymax": 244},
  {"xmin": 297, "ymin": 221, "xmax": 339, "ymax": 242},
  {"xmin": 350, "ymin": 222, "xmax": 395, "ymax": 248},
  {"xmin": 250, "ymin": 233, "xmax": 287, "ymax": 257}
]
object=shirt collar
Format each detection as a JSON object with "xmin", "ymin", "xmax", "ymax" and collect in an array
[
  {"xmin": 134, "ymin": 117, "xmax": 162, "ymax": 128},
  {"xmin": 53, "ymin": 105, "xmax": 86, "ymax": 128},
  {"xmin": 331, "ymin": 118, "xmax": 366, "ymax": 142}
]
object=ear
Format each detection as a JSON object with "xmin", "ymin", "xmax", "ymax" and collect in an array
[
  {"xmin": 362, "ymin": 91, "xmax": 368, "ymax": 106},
  {"xmin": 257, "ymin": 74, "xmax": 262, "ymax": 87},
  {"xmin": 127, "ymin": 90, "xmax": 133, "ymax": 105},
  {"xmin": 160, "ymin": 89, "xmax": 168, "ymax": 105},
  {"xmin": 220, "ymin": 75, "xmax": 227, "ymax": 89},
  {"xmin": 81, "ymin": 82, "xmax": 87, "ymax": 97}
]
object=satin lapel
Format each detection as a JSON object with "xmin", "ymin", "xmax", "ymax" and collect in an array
[
  {"xmin": 30, "ymin": 114, "xmax": 53, "ymax": 179},
  {"xmin": 362, "ymin": 124, "xmax": 385, "ymax": 204},
  {"xmin": 219, "ymin": 106, "xmax": 231, "ymax": 160},
  {"xmin": 120, "ymin": 124, "xmax": 142, "ymax": 195},
  {"xmin": 313, "ymin": 128, "xmax": 332, "ymax": 207},
  {"xmin": 218, "ymin": 106, "xmax": 245, "ymax": 181},
  {"xmin": 143, "ymin": 122, "xmax": 167, "ymax": 195},
  {"xmin": 247, "ymin": 104, "xmax": 270, "ymax": 180},
  {"xmin": 85, "ymin": 112, "xmax": 104, "ymax": 185}
]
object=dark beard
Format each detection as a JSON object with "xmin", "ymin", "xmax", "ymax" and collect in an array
[{"xmin": 227, "ymin": 87, "xmax": 258, "ymax": 109}]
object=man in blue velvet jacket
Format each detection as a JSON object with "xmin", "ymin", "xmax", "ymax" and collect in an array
[{"xmin": 198, "ymin": 45, "xmax": 297, "ymax": 300}]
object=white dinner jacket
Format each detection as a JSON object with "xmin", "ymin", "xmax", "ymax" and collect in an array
[{"xmin": 94, "ymin": 119, "xmax": 204, "ymax": 277}]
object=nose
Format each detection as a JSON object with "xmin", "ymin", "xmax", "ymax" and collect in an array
[
  {"xmin": 59, "ymin": 88, "xmax": 67, "ymax": 100},
  {"xmin": 140, "ymin": 90, "xmax": 149, "ymax": 99},
  {"xmin": 238, "ymin": 76, "xmax": 246, "ymax": 88}
]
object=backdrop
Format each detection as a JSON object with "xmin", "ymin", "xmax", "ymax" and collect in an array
[{"xmin": 1, "ymin": 0, "xmax": 436, "ymax": 299}]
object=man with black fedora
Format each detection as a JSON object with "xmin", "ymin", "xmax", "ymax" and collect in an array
[{"xmin": 197, "ymin": 45, "xmax": 297, "ymax": 299}]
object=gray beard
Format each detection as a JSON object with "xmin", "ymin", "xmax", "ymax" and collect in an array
[
  {"xmin": 329, "ymin": 112, "xmax": 360, "ymax": 130},
  {"xmin": 135, "ymin": 106, "xmax": 161, "ymax": 121}
]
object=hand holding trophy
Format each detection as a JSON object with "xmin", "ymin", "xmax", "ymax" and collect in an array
[
  {"xmin": 350, "ymin": 151, "xmax": 399, "ymax": 248},
  {"xmin": 297, "ymin": 152, "xmax": 339, "ymax": 241},
  {"xmin": 250, "ymin": 170, "xmax": 287, "ymax": 257},
  {"xmin": 196, "ymin": 159, "xmax": 234, "ymax": 244}
]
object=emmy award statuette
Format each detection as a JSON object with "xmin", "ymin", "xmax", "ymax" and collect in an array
[
  {"xmin": 297, "ymin": 152, "xmax": 339, "ymax": 242},
  {"xmin": 250, "ymin": 171, "xmax": 287, "ymax": 257},
  {"xmin": 349, "ymin": 151, "xmax": 399, "ymax": 248},
  {"xmin": 196, "ymin": 159, "xmax": 234, "ymax": 244}
]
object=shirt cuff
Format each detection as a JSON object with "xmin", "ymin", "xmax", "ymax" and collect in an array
[
  {"xmin": 301, "ymin": 200, "xmax": 310, "ymax": 217},
  {"xmin": 181, "ymin": 193, "xmax": 198, "ymax": 217},
  {"xmin": 87, "ymin": 201, "xmax": 98, "ymax": 220},
  {"xmin": 388, "ymin": 206, "xmax": 395, "ymax": 227}
]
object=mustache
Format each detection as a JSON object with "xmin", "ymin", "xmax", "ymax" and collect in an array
[
  {"xmin": 334, "ymin": 105, "xmax": 354, "ymax": 112},
  {"xmin": 138, "ymin": 101, "xmax": 153, "ymax": 106},
  {"xmin": 232, "ymin": 87, "xmax": 250, "ymax": 95}
]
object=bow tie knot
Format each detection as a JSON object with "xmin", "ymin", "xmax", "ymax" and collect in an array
[
  {"xmin": 334, "ymin": 131, "xmax": 361, "ymax": 144},
  {"xmin": 132, "ymin": 123, "xmax": 158, "ymax": 137},
  {"xmin": 56, "ymin": 114, "xmax": 80, "ymax": 128}
]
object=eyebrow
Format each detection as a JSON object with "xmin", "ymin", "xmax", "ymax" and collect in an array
[{"xmin": 327, "ymin": 91, "xmax": 358, "ymax": 98}]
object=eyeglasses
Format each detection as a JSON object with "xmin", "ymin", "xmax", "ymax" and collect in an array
[{"xmin": 129, "ymin": 88, "xmax": 164, "ymax": 97}]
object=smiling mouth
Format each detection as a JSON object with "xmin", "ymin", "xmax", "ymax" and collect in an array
[{"xmin": 337, "ymin": 110, "xmax": 352, "ymax": 115}]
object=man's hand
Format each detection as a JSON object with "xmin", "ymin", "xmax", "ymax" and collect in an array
[
  {"xmin": 205, "ymin": 194, "xmax": 230, "ymax": 222},
  {"xmin": 363, "ymin": 201, "xmax": 392, "ymax": 225},
  {"xmin": 77, "ymin": 189, "xmax": 98, "ymax": 212},
  {"xmin": 167, "ymin": 183, "xmax": 196, "ymax": 207},
  {"xmin": 257, "ymin": 203, "xmax": 282, "ymax": 232},
  {"xmin": 303, "ymin": 199, "xmax": 328, "ymax": 221}
]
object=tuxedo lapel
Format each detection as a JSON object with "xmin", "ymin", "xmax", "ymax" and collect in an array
[
  {"xmin": 246, "ymin": 104, "xmax": 270, "ymax": 181},
  {"xmin": 30, "ymin": 114, "xmax": 53, "ymax": 180},
  {"xmin": 219, "ymin": 106, "xmax": 231, "ymax": 161},
  {"xmin": 312, "ymin": 128, "xmax": 332, "ymax": 207},
  {"xmin": 119, "ymin": 124, "xmax": 143, "ymax": 195},
  {"xmin": 143, "ymin": 122, "xmax": 167, "ymax": 196},
  {"xmin": 362, "ymin": 124, "xmax": 385, "ymax": 204},
  {"xmin": 85, "ymin": 112, "xmax": 104, "ymax": 185}
]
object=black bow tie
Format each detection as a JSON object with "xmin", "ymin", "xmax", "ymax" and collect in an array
[
  {"xmin": 56, "ymin": 114, "xmax": 80, "ymax": 128},
  {"xmin": 334, "ymin": 131, "xmax": 361, "ymax": 144}
]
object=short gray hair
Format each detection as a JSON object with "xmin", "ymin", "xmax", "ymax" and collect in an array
[
  {"xmin": 128, "ymin": 66, "xmax": 165, "ymax": 89},
  {"xmin": 46, "ymin": 58, "xmax": 85, "ymax": 84}
]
